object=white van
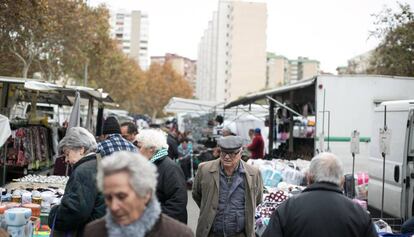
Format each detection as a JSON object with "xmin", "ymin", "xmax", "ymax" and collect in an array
[{"xmin": 368, "ymin": 100, "xmax": 414, "ymax": 220}]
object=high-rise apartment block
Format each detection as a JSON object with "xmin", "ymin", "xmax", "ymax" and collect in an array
[
  {"xmin": 109, "ymin": 10, "xmax": 149, "ymax": 70},
  {"xmin": 151, "ymin": 54, "xmax": 197, "ymax": 96},
  {"xmin": 196, "ymin": 0, "xmax": 267, "ymax": 102},
  {"xmin": 266, "ymin": 53, "xmax": 320, "ymax": 87}
]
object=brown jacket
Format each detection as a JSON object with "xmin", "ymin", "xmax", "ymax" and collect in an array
[
  {"xmin": 192, "ymin": 159, "xmax": 263, "ymax": 237},
  {"xmin": 83, "ymin": 214, "xmax": 194, "ymax": 237}
]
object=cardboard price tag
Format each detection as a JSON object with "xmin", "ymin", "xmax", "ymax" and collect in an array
[
  {"xmin": 351, "ymin": 130, "xmax": 360, "ymax": 154},
  {"xmin": 379, "ymin": 128, "xmax": 391, "ymax": 155}
]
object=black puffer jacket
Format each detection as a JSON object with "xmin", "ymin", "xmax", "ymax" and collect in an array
[
  {"xmin": 49, "ymin": 154, "xmax": 105, "ymax": 236},
  {"xmin": 262, "ymin": 182, "xmax": 377, "ymax": 237},
  {"xmin": 154, "ymin": 155, "xmax": 188, "ymax": 224}
]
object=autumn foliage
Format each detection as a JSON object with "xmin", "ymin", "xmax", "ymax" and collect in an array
[{"xmin": 0, "ymin": 0, "xmax": 193, "ymax": 118}]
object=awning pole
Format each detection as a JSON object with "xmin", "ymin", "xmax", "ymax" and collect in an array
[
  {"xmin": 266, "ymin": 96, "xmax": 302, "ymax": 117},
  {"xmin": 268, "ymin": 99, "xmax": 275, "ymax": 156}
]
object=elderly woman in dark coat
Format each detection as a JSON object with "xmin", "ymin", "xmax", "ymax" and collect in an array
[
  {"xmin": 48, "ymin": 127, "xmax": 105, "ymax": 236},
  {"xmin": 136, "ymin": 129, "xmax": 188, "ymax": 224},
  {"xmin": 84, "ymin": 151, "xmax": 193, "ymax": 237}
]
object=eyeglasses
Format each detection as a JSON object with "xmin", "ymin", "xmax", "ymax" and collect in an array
[{"xmin": 219, "ymin": 149, "xmax": 241, "ymax": 158}]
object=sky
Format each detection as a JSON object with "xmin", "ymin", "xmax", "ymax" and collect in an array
[{"xmin": 89, "ymin": 0, "xmax": 414, "ymax": 73}]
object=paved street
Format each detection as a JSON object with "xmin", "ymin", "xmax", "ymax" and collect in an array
[{"xmin": 187, "ymin": 190, "xmax": 199, "ymax": 233}]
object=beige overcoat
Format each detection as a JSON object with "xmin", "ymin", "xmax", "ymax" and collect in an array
[{"xmin": 192, "ymin": 159, "xmax": 263, "ymax": 237}]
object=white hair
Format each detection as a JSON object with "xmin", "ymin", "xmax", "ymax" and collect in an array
[
  {"xmin": 97, "ymin": 151, "xmax": 158, "ymax": 197},
  {"xmin": 308, "ymin": 152, "xmax": 344, "ymax": 186},
  {"xmin": 58, "ymin": 127, "xmax": 97, "ymax": 154},
  {"xmin": 136, "ymin": 129, "xmax": 168, "ymax": 150}
]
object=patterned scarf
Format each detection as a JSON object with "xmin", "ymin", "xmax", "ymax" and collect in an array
[
  {"xmin": 105, "ymin": 197, "xmax": 161, "ymax": 237},
  {"xmin": 150, "ymin": 148, "xmax": 168, "ymax": 163}
]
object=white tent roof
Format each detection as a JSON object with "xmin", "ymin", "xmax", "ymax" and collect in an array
[
  {"xmin": 164, "ymin": 97, "xmax": 222, "ymax": 114},
  {"xmin": 164, "ymin": 97, "xmax": 269, "ymax": 118}
]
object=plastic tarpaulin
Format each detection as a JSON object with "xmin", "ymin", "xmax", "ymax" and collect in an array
[{"xmin": 0, "ymin": 114, "xmax": 11, "ymax": 148}]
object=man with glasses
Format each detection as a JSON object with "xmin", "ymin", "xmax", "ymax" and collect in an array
[{"xmin": 193, "ymin": 136, "xmax": 263, "ymax": 237}]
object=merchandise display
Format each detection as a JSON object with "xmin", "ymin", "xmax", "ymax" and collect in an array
[
  {"xmin": 13, "ymin": 175, "xmax": 68, "ymax": 185},
  {"xmin": 4, "ymin": 125, "xmax": 53, "ymax": 170}
]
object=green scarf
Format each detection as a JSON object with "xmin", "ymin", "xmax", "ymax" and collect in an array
[{"xmin": 150, "ymin": 148, "xmax": 168, "ymax": 163}]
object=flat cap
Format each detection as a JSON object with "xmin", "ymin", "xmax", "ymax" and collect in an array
[{"xmin": 217, "ymin": 136, "xmax": 243, "ymax": 152}]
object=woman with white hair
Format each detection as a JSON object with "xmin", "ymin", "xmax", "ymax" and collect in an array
[
  {"xmin": 48, "ymin": 127, "xmax": 105, "ymax": 237},
  {"xmin": 84, "ymin": 151, "xmax": 193, "ymax": 237},
  {"xmin": 136, "ymin": 129, "xmax": 188, "ymax": 224}
]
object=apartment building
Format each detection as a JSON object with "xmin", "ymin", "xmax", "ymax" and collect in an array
[
  {"xmin": 196, "ymin": 0, "xmax": 267, "ymax": 102},
  {"xmin": 267, "ymin": 54, "xmax": 320, "ymax": 87},
  {"xmin": 109, "ymin": 10, "xmax": 149, "ymax": 70}
]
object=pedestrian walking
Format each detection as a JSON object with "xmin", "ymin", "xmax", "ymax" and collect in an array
[
  {"xmin": 84, "ymin": 151, "xmax": 193, "ymax": 237},
  {"xmin": 192, "ymin": 136, "xmax": 263, "ymax": 237},
  {"xmin": 137, "ymin": 129, "xmax": 188, "ymax": 224},
  {"xmin": 120, "ymin": 121, "xmax": 138, "ymax": 144},
  {"xmin": 97, "ymin": 117, "xmax": 137, "ymax": 157},
  {"xmin": 246, "ymin": 128, "xmax": 264, "ymax": 159}
]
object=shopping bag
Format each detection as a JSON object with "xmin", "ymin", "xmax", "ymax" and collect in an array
[{"xmin": 281, "ymin": 162, "xmax": 304, "ymax": 185}]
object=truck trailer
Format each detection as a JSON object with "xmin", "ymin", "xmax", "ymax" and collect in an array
[{"xmin": 224, "ymin": 74, "xmax": 414, "ymax": 219}]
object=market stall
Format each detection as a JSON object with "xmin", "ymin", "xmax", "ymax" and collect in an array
[
  {"xmin": 0, "ymin": 76, "xmax": 115, "ymax": 183},
  {"xmin": 0, "ymin": 174, "xmax": 68, "ymax": 236}
]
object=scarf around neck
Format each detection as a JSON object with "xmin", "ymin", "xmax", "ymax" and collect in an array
[
  {"xmin": 105, "ymin": 197, "xmax": 161, "ymax": 237},
  {"xmin": 150, "ymin": 148, "xmax": 168, "ymax": 163}
]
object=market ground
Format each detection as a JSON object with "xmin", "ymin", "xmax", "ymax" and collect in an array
[{"xmin": 187, "ymin": 190, "xmax": 199, "ymax": 233}]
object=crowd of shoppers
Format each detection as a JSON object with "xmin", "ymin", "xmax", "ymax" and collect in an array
[{"xmin": 46, "ymin": 115, "xmax": 392, "ymax": 237}]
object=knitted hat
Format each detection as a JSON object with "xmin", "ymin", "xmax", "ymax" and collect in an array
[{"xmin": 102, "ymin": 117, "xmax": 121, "ymax": 135}]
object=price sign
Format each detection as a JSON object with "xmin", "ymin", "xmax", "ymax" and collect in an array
[
  {"xmin": 351, "ymin": 130, "xmax": 360, "ymax": 154},
  {"xmin": 379, "ymin": 128, "xmax": 391, "ymax": 155}
]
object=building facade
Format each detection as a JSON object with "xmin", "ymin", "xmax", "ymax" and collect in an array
[
  {"xmin": 266, "ymin": 54, "xmax": 320, "ymax": 87},
  {"xmin": 336, "ymin": 50, "xmax": 373, "ymax": 75},
  {"xmin": 151, "ymin": 54, "xmax": 197, "ymax": 96},
  {"xmin": 266, "ymin": 53, "xmax": 288, "ymax": 88},
  {"xmin": 196, "ymin": 0, "xmax": 267, "ymax": 102},
  {"xmin": 109, "ymin": 10, "xmax": 149, "ymax": 70}
]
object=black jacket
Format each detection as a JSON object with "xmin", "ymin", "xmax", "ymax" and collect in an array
[
  {"xmin": 262, "ymin": 182, "xmax": 377, "ymax": 237},
  {"xmin": 167, "ymin": 134, "xmax": 179, "ymax": 160},
  {"xmin": 154, "ymin": 155, "xmax": 188, "ymax": 224},
  {"xmin": 49, "ymin": 153, "xmax": 105, "ymax": 236}
]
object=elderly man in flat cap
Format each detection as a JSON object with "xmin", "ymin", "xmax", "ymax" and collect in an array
[{"xmin": 193, "ymin": 136, "xmax": 263, "ymax": 237}]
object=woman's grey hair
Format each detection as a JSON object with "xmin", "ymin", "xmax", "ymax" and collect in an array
[
  {"xmin": 58, "ymin": 127, "xmax": 97, "ymax": 154},
  {"xmin": 136, "ymin": 129, "xmax": 168, "ymax": 150},
  {"xmin": 97, "ymin": 151, "xmax": 158, "ymax": 197},
  {"xmin": 308, "ymin": 152, "xmax": 344, "ymax": 186}
]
